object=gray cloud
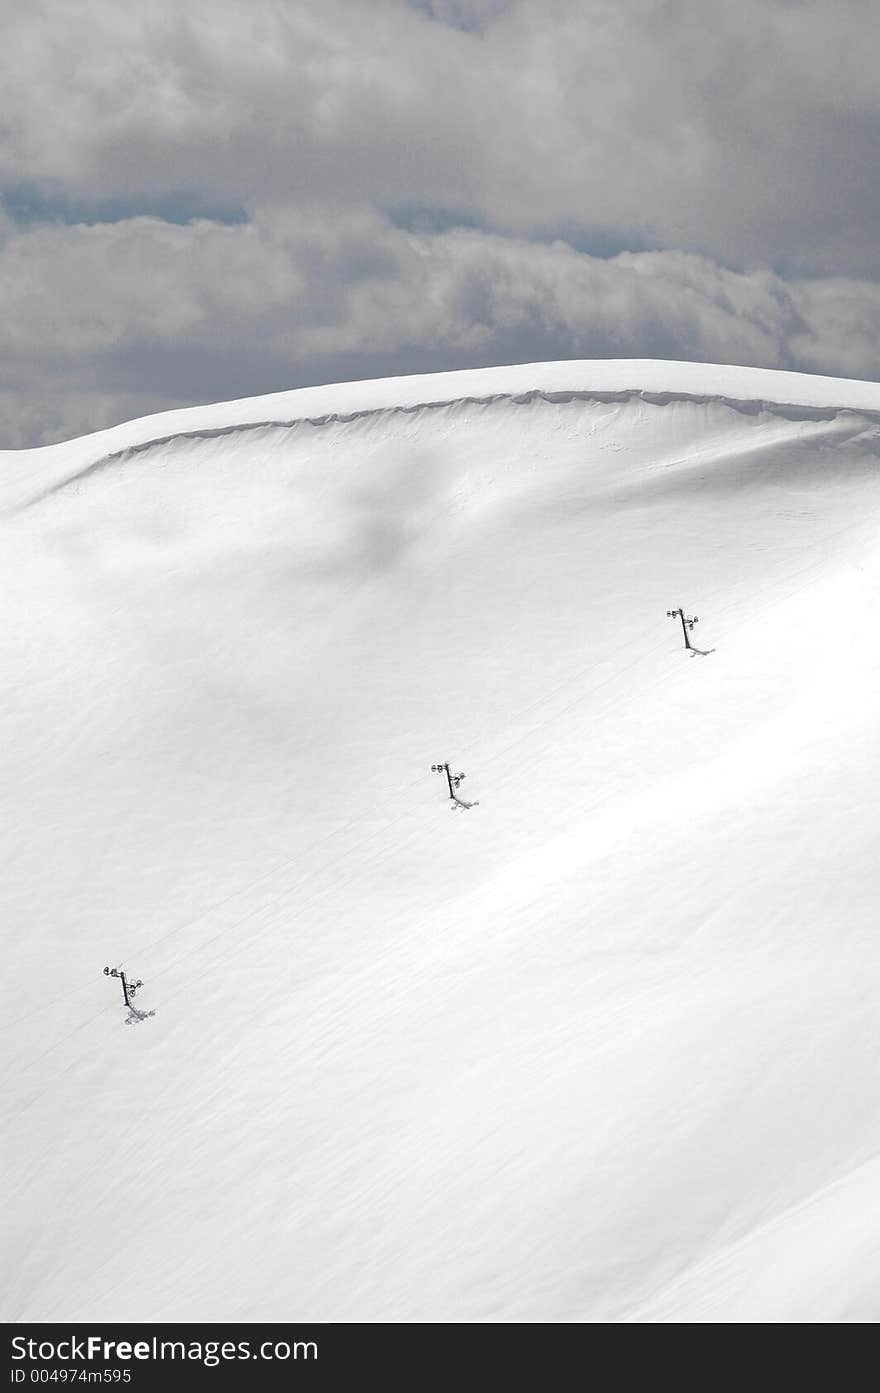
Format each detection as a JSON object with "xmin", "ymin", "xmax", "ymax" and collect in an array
[
  {"xmin": 1, "ymin": 1, "xmax": 879, "ymax": 444},
  {"xmin": 3, "ymin": 1, "xmax": 880, "ymax": 271}
]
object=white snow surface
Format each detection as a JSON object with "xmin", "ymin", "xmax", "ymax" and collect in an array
[{"xmin": 3, "ymin": 359, "xmax": 880, "ymax": 1323}]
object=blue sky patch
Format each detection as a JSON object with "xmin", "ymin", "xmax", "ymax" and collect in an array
[{"xmin": 1, "ymin": 184, "xmax": 248, "ymax": 229}]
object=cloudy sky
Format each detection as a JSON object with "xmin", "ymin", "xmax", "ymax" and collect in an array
[{"xmin": 2, "ymin": 0, "xmax": 880, "ymax": 445}]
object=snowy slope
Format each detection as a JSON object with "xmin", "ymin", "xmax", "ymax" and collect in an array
[{"xmin": 3, "ymin": 360, "xmax": 880, "ymax": 1323}]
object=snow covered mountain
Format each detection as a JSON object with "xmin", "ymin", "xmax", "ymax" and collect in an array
[{"xmin": 4, "ymin": 359, "xmax": 880, "ymax": 1323}]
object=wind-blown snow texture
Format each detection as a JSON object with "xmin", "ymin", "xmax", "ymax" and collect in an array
[{"xmin": 4, "ymin": 359, "xmax": 880, "ymax": 1323}]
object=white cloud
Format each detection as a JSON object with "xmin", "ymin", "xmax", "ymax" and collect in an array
[{"xmin": 3, "ymin": 207, "xmax": 880, "ymax": 447}]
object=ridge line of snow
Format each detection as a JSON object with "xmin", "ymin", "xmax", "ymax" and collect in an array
[
  {"xmin": 10, "ymin": 377, "xmax": 880, "ymax": 515},
  {"xmin": 5, "ymin": 357, "xmax": 880, "ymax": 463}
]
